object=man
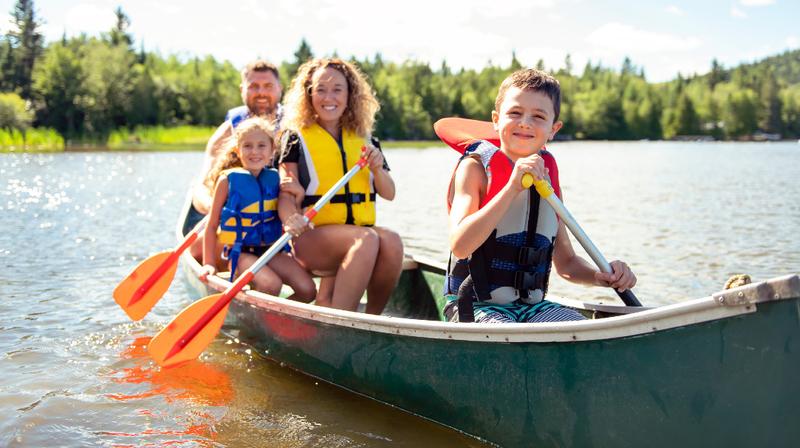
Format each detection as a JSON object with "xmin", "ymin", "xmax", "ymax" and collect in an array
[{"xmin": 192, "ymin": 60, "xmax": 283, "ymax": 215}]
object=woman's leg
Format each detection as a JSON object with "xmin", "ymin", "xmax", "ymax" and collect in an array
[
  {"xmin": 267, "ymin": 252, "xmax": 317, "ymax": 302},
  {"xmin": 365, "ymin": 227, "xmax": 404, "ymax": 314},
  {"xmin": 292, "ymin": 225, "xmax": 379, "ymax": 311},
  {"xmin": 314, "ymin": 276, "xmax": 335, "ymax": 307}
]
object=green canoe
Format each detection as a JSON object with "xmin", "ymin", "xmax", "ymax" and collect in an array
[{"xmin": 177, "ymin": 198, "xmax": 800, "ymax": 447}]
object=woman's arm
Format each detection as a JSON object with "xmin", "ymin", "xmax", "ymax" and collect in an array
[
  {"xmin": 203, "ymin": 176, "xmax": 228, "ymax": 269},
  {"xmin": 364, "ymin": 144, "xmax": 395, "ymax": 200}
]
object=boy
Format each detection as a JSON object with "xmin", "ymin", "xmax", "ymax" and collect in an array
[{"xmin": 441, "ymin": 68, "xmax": 636, "ymax": 323}]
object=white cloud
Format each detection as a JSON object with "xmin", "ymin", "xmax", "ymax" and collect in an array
[
  {"xmin": 665, "ymin": 5, "xmax": 685, "ymax": 16},
  {"xmin": 585, "ymin": 23, "xmax": 701, "ymax": 53},
  {"xmin": 787, "ymin": 36, "xmax": 799, "ymax": 48},
  {"xmin": 63, "ymin": 3, "xmax": 117, "ymax": 36},
  {"xmin": 739, "ymin": 0, "xmax": 775, "ymax": 6},
  {"xmin": 730, "ymin": 6, "xmax": 748, "ymax": 18}
]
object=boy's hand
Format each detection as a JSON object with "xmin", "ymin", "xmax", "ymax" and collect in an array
[
  {"xmin": 280, "ymin": 176, "xmax": 304, "ymax": 197},
  {"xmin": 509, "ymin": 154, "xmax": 548, "ymax": 192},
  {"xmin": 362, "ymin": 145, "xmax": 385, "ymax": 171},
  {"xmin": 594, "ymin": 260, "xmax": 637, "ymax": 292},
  {"xmin": 284, "ymin": 212, "xmax": 312, "ymax": 237}
]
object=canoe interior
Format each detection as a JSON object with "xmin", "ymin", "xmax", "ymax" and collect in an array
[{"xmin": 180, "ymin": 201, "xmax": 617, "ymax": 322}]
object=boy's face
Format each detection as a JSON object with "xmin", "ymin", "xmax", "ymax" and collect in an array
[{"xmin": 492, "ymin": 86, "xmax": 562, "ymax": 158}]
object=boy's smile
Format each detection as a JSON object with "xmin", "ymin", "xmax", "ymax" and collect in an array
[{"xmin": 492, "ymin": 86, "xmax": 562, "ymax": 160}]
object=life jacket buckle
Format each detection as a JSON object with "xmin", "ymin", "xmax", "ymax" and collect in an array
[
  {"xmin": 221, "ymin": 245, "xmax": 230, "ymax": 261},
  {"xmin": 514, "ymin": 270, "xmax": 546, "ymax": 291},
  {"xmin": 517, "ymin": 246, "xmax": 546, "ymax": 266}
]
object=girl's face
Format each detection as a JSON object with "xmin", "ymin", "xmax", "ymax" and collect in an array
[
  {"xmin": 310, "ymin": 66, "xmax": 348, "ymax": 127},
  {"xmin": 236, "ymin": 128, "xmax": 273, "ymax": 173}
]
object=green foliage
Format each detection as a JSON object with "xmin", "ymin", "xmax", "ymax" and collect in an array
[
  {"xmin": 0, "ymin": 92, "xmax": 32, "ymax": 129},
  {"xmin": 6, "ymin": 0, "xmax": 44, "ymax": 98},
  {"xmin": 3, "ymin": 2, "xmax": 800, "ymax": 144}
]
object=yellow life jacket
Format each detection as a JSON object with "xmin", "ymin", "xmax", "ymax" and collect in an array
[{"xmin": 297, "ymin": 124, "xmax": 376, "ymax": 226}]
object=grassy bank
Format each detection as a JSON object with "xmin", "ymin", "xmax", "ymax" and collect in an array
[
  {"xmin": 0, "ymin": 128, "xmax": 64, "ymax": 152},
  {"xmin": 107, "ymin": 125, "xmax": 216, "ymax": 151},
  {"xmin": 0, "ymin": 125, "xmax": 447, "ymax": 153}
]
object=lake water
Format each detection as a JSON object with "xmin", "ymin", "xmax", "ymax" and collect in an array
[{"xmin": 1, "ymin": 142, "xmax": 798, "ymax": 446}]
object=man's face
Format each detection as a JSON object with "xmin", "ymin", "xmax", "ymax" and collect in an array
[{"xmin": 241, "ymin": 71, "xmax": 282, "ymax": 117}]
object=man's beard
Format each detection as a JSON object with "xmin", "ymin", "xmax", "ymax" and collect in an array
[{"xmin": 247, "ymin": 97, "xmax": 276, "ymax": 117}]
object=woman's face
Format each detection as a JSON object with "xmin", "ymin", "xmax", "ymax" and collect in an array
[{"xmin": 310, "ymin": 66, "xmax": 348, "ymax": 127}]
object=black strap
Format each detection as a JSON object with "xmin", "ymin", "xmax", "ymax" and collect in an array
[
  {"xmin": 301, "ymin": 192, "xmax": 376, "ymax": 208},
  {"xmin": 492, "ymin": 243, "xmax": 550, "ymax": 266},
  {"xmin": 489, "ymin": 269, "xmax": 549, "ymax": 292},
  {"xmin": 467, "ymin": 231, "xmax": 495, "ymax": 302},
  {"xmin": 456, "ymin": 275, "xmax": 477, "ymax": 323}
]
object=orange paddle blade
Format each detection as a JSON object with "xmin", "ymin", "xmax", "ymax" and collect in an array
[
  {"xmin": 113, "ymin": 251, "xmax": 179, "ymax": 321},
  {"xmin": 433, "ymin": 117, "xmax": 499, "ymax": 153},
  {"xmin": 148, "ymin": 293, "xmax": 230, "ymax": 368}
]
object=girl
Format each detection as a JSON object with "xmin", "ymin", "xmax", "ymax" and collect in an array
[
  {"xmin": 203, "ymin": 117, "xmax": 315, "ymax": 302},
  {"xmin": 278, "ymin": 58, "xmax": 403, "ymax": 314}
]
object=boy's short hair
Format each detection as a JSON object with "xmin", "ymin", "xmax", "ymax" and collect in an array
[
  {"xmin": 241, "ymin": 60, "xmax": 280, "ymax": 83},
  {"xmin": 495, "ymin": 69, "xmax": 561, "ymax": 122}
]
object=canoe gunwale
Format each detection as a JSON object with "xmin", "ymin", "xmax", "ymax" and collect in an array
[
  {"xmin": 176, "ymin": 192, "xmax": 800, "ymax": 344},
  {"xmin": 180, "ymin": 248, "xmax": 799, "ymax": 343}
]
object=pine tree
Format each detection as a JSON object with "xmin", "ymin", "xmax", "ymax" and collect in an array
[
  {"xmin": 7, "ymin": 0, "xmax": 44, "ymax": 99},
  {"xmin": 109, "ymin": 6, "xmax": 133, "ymax": 48}
]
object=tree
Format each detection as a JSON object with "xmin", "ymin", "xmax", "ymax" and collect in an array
[
  {"xmin": 31, "ymin": 42, "xmax": 85, "ymax": 138},
  {"xmin": 7, "ymin": 0, "xmax": 44, "ymax": 98},
  {"xmin": 758, "ymin": 68, "xmax": 782, "ymax": 134},
  {"xmin": 663, "ymin": 92, "xmax": 699, "ymax": 138},
  {"xmin": 108, "ymin": 6, "xmax": 133, "ymax": 48},
  {"xmin": 284, "ymin": 38, "xmax": 314, "ymax": 79},
  {"xmin": 510, "ymin": 50, "xmax": 522, "ymax": 71},
  {"xmin": 0, "ymin": 92, "xmax": 32, "ymax": 129}
]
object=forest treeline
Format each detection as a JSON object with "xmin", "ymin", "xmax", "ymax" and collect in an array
[{"xmin": 2, "ymin": 0, "xmax": 799, "ymax": 145}]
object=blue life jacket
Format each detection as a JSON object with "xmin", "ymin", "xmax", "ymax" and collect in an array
[
  {"xmin": 445, "ymin": 141, "xmax": 559, "ymax": 321},
  {"xmin": 217, "ymin": 167, "xmax": 282, "ymax": 280},
  {"xmin": 225, "ymin": 104, "xmax": 283, "ymax": 132}
]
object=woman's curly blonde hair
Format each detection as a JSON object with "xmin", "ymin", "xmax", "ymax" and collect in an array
[
  {"xmin": 282, "ymin": 58, "xmax": 380, "ymax": 138},
  {"xmin": 204, "ymin": 117, "xmax": 276, "ymax": 189}
]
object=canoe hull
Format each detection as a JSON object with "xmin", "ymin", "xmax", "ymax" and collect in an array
[{"xmin": 226, "ymin": 293, "xmax": 799, "ymax": 447}]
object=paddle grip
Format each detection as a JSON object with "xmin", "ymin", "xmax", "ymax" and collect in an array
[{"xmin": 616, "ymin": 289, "xmax": 642, "ymax": 307}]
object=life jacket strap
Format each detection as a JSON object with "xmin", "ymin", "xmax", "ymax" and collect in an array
[
  {"xmin": 492, "ymin": 243, "xmax": 550, "ymax": 266},
  {"xmin": 301, "ymin": 192, "xmax": 376, "ymax": 207},
  {"xmin": 488, "ymin": 269, "xmax": 549, "ymax": 292}
]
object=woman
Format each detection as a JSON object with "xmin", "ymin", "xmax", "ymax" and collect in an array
[{"xmin": 278, "ymin": 58, "xmax": 403, "ymax": 314}]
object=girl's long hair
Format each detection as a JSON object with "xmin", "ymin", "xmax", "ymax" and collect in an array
[{"xmin": 282, "ymin": 57, "xmax": 380, "ymax": 139}]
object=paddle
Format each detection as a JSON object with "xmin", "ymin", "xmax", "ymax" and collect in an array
[
  {"xmin": 148, "ymin": 156, "xmax": 369, "ymax": 368},
  {"xmin": 522, "ymin": 173, "xmax": 642, "ymax": 306},
  {"xmin": 113, "ymin": 217, "xmax": 209, "ymax": 321}
]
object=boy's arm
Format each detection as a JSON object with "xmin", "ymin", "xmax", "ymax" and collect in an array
[
  {"xmin": 203, "ymin": 176, "xmax": 228, "ymax": 270},
  {"xmin": 449, "ymin": 158, "xmax": 514, "ymax": 259},
  {"xmin": 449, "ymin": 152, "xmax": 548, "ymax": 259},
  {"xmin": 551, "ymin": 219, "xmax": 637, "ymax": 291}
]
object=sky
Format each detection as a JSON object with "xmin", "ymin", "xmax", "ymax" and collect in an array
[{"xmin": 1, "ymin": 0, "xmax": 798, "ymax": 82}]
